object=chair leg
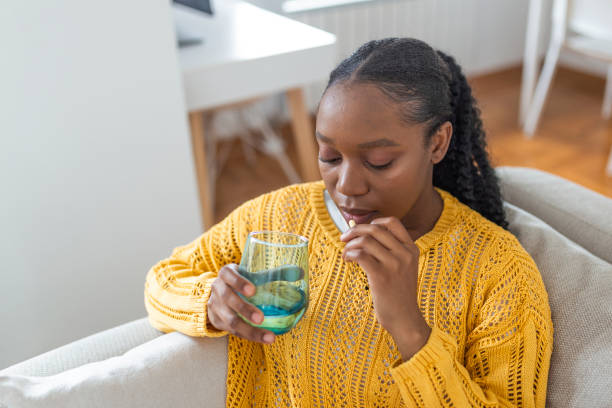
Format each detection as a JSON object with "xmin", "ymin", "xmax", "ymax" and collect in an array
[
  {"xmin": 523, "ymin": 41, "xmax": 563, "ymax": 137},
  {"xmin": 520, "ymin": 0, "xmax": 544, "ymax": 125},
  {"xmin": 603, "ymin": 64, "xmax": 612, "ymax": 120}
]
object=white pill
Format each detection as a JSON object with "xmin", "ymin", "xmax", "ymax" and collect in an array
[{"xmin": 348, "ymin": 220, "xmax": 356, "ymax": 228}]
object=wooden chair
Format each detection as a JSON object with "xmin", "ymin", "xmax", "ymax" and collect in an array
[{"xmin": 520, "ymin": 0, "xmax": 612, "ymax": 175}]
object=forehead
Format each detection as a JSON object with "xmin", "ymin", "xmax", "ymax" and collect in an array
[{"xmin": 316, "ymin": 82, "xmax": 424, "ymax": 146}]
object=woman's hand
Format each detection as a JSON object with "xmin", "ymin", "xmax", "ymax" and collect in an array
[
  {"xmin": 340, "ymin": 217, "xmax": 431, "ymax": 360},
  {"xmin": 208, "ymin": 264, "xmax": 276, "ymax": 344}
]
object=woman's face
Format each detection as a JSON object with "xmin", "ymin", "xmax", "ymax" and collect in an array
[{"xmin": 316, "ymin": 82, "xmax": 447, "ymax": 227}]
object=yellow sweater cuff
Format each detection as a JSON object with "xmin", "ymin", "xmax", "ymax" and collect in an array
[
  {"xmin": 145, "ymin": 274, "xmax": 228, "ymax": 338},
  {"xmin": 390, "ymin": 326, "xmax": 456, "ymax": 384}
]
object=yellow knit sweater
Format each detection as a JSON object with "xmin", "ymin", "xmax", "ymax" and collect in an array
[{"xmin": 145, "ymin": 181, "xmax": 553, "ymax": 407}]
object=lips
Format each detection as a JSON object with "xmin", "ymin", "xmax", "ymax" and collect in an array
[{"xmin": 340, "ymin": 208, "xmax": 377, "ymax": 225}]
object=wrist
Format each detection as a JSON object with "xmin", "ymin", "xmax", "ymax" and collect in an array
[{"xmin": 392, "ymin": 318, "xmax": 432, "ymax": 362}]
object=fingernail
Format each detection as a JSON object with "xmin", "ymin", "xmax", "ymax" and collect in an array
[
  {"xmin": 263, "ymin": 333, "xmax": 275, "ymax": 343},
  {"xmin": 252, "ymin": 313, "xmax": 262, "ymax": 324},
  {"xmin": 245, "ymin": 286, "xmax": 255, "ymax": 296}
]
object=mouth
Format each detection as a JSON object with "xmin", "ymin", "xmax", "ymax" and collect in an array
[{"xmin": 340, "ymin": 207, "xmax": 378, "ymax": 225}]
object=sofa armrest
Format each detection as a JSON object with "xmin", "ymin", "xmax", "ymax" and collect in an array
[
  {"xmin": 496, "ymin": 166, "xmax": 612, "ymax": 264},
  {"xmin": 0, "ymin": 318, "xmax": 163, "ymax": 377},
  {"xmin": 0, "ymin": 332, "xmax": 228, "ymax": 408}
]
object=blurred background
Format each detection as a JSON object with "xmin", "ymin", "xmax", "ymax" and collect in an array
[{"xmin": 1, "ymin": 0, "xmax": 610, "ymax": 369}]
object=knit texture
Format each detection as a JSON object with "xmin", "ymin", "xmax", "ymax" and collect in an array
[{"xmin": 144, "ymin": 181, "xmax": 553, "ymax": 407}]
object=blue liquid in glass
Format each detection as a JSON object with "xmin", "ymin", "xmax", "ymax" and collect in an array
[
  {"xmin": 241, "ymin": 283, "xmax": 307, "ymax": 335},
  {"xmin": 258, "ymin": 303, "xmax": 307, "ymax": 335}
]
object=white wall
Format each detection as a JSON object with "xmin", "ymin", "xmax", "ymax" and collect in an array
[
  {"xmin": 0, "ymin": 1, "xmax": 201, "ymax": 368},
  {"xmin": 246, "ymin": 0, "xmax": 606, "ymax": 114},
  {"xmin": 288, "ymin": 0, "xmax": 535, "ymax": 109}
]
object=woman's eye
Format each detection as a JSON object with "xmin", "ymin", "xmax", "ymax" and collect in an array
[
  {"xmin": 318, "ymin": 157, "xmax": 393, "ymax": 170},
  {"xmin": 367, "ymin": 161, "xmax": 393, "ymax": 170},
  {"xmin": 318, "ymin": 157, "xmax": 340, "ymax": 164}
]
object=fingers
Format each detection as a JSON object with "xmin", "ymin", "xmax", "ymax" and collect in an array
[
  {"xmin": 225, "ymin": 283, "xmax": 264, "ymax": 325},
  {"xmin": 208, "ymin": 264, "xmax": 276, "ymax": 344},
  {"xmin": 342, "ymin": 234, "xmax": 388, "ymax": 264},
  {"xmin": 219, "ymin": 264, "xmax": 256, "ymax": 297},
  {"xmin": 209, "ymin": 296, "xmax": 275, "ymax": 343},
  {"xmin": 371, "ymin": 217, "xmax": 414, "ymax": 244},
  {"xmin": 342, "ymin": 248, "xmax": 378, "ymax": 271},
  {"xmin": 341, "ymin": 219, "xmax": 411, "ymax": 255}
]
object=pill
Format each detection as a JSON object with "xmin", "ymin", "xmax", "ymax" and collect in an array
[{"xmin": 348, "ymin": 220, "xmax": 356, "ymax": 228}]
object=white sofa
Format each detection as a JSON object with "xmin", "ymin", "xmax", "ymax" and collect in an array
[{"xmin": 2, "ymin": 166, "xmax": 612, "ymax": 407}]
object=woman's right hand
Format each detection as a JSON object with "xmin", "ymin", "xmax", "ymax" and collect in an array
[{"xmin": 208, "ymin": 264, "xmax": 276, "ymax": 344}]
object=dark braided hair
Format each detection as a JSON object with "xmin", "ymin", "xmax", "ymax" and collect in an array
[{"xmin": 323, "ymin": 38, "xmax": 508, "ymax": 228}]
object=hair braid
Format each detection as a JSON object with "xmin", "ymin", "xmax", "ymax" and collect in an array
[{"xmin": 435, "ymin": 51, "xmax": 507, "ymax": 228}]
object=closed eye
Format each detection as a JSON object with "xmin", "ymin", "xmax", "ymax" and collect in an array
[
  {"xmin": 367, "ymin": 161, "xmax": 393, "ymax": 170},
  {"xmin": 319, "ymin": 157, "xmax": 393, "ymax": 170},
  {"xmin": 318, "ymin": 157, "xmax": 340, "ymax": 164}
]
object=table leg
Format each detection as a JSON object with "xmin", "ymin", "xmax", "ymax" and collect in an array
[
  {"xmin": 286, "ymin": 88, "xmax": 320, "ymax": 182},
  {"xmin": 189, "ymin": 111, "xmax": 215, "ymax": 230}
]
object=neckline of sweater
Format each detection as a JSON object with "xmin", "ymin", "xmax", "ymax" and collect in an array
[{"xmin": 308, "ymin": 181, "xmax": 460, "ymax": 252}]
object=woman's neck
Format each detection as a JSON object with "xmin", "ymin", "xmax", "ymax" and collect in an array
[{"xmin": 400, "ymin": 187, "xmax": 444, "ymax": 241}]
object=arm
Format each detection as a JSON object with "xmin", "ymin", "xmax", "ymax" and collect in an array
[
  {"xmin": 144, "ymin": 197, "xmax": 260, "ymax": 337},
  {"xmin": 391, "ymin": 253, "xmax": 553, "ymax": 407}
]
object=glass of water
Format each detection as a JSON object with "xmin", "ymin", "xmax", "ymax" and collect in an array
[{"xmin": 238, "ymin": 231, "xmax": 309, "ymax": 335}]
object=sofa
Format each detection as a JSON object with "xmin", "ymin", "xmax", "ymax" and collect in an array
[{"xmin": 1, "ymin": 166, "xmax": 611, "ymax": 407}]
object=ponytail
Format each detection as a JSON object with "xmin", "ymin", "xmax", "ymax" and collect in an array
[{"xmin": 434, "ymin": 51, "xmax": 508, "ymax": 228}]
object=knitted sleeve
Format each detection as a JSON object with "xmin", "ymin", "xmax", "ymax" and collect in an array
[
  {"xmin": 144, "ymin": 196, "xmax": 263, "ymax": 337},
  {"xmin": 390, "ymin": 246, "xmax": 553, "ymax": 407}
]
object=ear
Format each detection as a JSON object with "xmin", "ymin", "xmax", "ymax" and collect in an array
[{"xmin": 429, "ymin": 121, "xmax": 452, "ymax": 164}]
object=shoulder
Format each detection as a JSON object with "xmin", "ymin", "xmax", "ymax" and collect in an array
[
  {"xmin": 440, "ymin": 189, "xmax": 539, "ymax": 278},
  {"xmin": 227, "ymin": 181, "xmax": 324, "ymax": 231},
  {"xmin": 208, "ymin": 181, "xmax": 324, "ymax": 246},
  {"xmin": 238, "ymin": 180, "xmax": 323, "ymax": 210},
  {"xmin": 441, "ymin": 189, "xmax": 522, "ymax": 248},
  {"xmin": 441, "ymin": 192, "xmax": 551, "ymax": 326}
]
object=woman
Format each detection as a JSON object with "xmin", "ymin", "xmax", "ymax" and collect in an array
[{"xmin": 145, "ymin": 38, "xmax": 553, "ymax": 407}]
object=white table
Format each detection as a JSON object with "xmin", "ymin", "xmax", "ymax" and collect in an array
[{"xmin": 174, "ymin": 1, "xmax": 337, "ymax": 228}]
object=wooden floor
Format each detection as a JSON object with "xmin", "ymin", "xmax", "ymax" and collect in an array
[
  {"xmin": 471, "ymin": 66, "xmax": 612, "ymax": 198},
  {"xmin": 214, "ymin": 66, "xmax": 612, "ymax": 223}
]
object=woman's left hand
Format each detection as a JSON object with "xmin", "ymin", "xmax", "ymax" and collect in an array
[{"xmin": 340, "ymin": 216, "xmax": 431, "ymax": 361}]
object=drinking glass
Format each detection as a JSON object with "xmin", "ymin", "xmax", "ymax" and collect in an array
[{"xmin": 238, "ymin": 231, "xmax": 309, "ymax": 335}]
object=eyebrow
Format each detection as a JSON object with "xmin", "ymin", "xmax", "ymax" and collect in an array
[{"xmin": 316, "ymin": 132, "xmax": 400, "ymax": 149}]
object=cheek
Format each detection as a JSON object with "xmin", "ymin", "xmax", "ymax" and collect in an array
[
  {"xmin": 373, "ymin": 160, "xmax": 425, "ymax": 212},
  {"xmin": 382, "ymin": 157, "xmax": 421, "ymax": 183},
  {"xmin": 318, "ymin": 161, "xmax": 332, "ymax": 178},
  {"xmin": 318, "ymin": 163, "xmax": 338, "ymax": 192}
]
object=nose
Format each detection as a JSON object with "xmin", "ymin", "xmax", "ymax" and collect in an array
[{"xmin": 336, "ymin": 160, "xmax": 368, "ymax": 197}]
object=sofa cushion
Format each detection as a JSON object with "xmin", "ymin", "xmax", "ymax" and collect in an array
[
  {"xmin": 0, "ymin": 318, "xmax": 164, "ymax": 377},
  {"xmin": 504, "ymin": 202, "xmax": 612, "ymax": 407},
  {"xmin": 497, "ymin": 166, "xmax": 612, "ymax": 264},
  {"xmin": 0, "ymin": 332, "xmax": 227, "ymax": 408}
]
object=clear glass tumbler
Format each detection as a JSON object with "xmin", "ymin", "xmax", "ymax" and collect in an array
[{"xmin": 238, "ymin": 231, "xmax": 309, "ymax": 335}]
